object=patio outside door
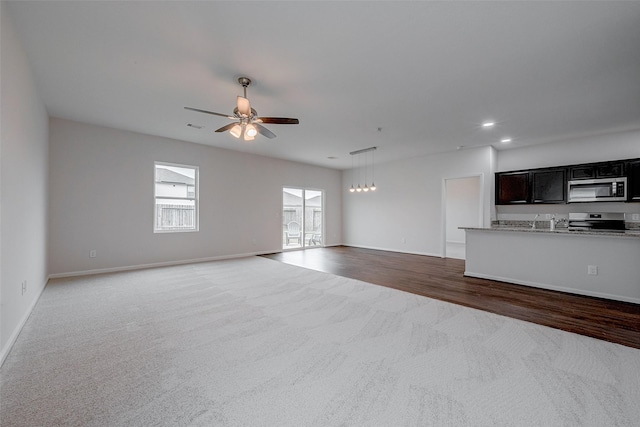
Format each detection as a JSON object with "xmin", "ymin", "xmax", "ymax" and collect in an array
[{"xmin": 282, "ymin": 187, "xmax": 323, "ymax": 250}]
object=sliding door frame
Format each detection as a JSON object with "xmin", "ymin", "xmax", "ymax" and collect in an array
[{"xmin": 282, "ymin": 186, "xmax": 325, "ymax": 251}]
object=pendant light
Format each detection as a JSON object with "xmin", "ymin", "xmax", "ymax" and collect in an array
[
  {"xmin": 349, "ymin": 154, "xmax": 356, "ymax": 192},
  {"xmin": 348, "ymin": 146, "xmax": 377, "ymax": 194},
  {"xmin": 370, "ymin": 149, "xmax": 376, "ymax": 191},
  {"xmin": 356, "ymin": 151, "xmax": 362, "ymax": 192},
  {"xmin": 362, "ymin": 152, "xmax": 369, "ymax": 192}
]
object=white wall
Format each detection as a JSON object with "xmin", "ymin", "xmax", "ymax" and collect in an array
[
  {"xmin": 342, "ymin": 146, "xmax": 493, "ymax": 256},
  {"xmin": 0, "ymin": 4, "xmax": 50, "ymax": 362},
  {"xmin": 48, "ymin": 118, "xmax": 343, "ymax": 276},
  {"xmin": 498, "ymin": 129, "xmax": 640, "ymax": 172},
  {"xmin": 342, "ymin": 129, "xmax": 639, "ymax": 256},
  {"xmin": 445, "ymin": 176, "xmax": 481, "ymax": 244}
]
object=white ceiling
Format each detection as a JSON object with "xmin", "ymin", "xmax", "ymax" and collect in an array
[{"xmin": 6, "ymin": 1, "xmax": 640, "ymax": 169}]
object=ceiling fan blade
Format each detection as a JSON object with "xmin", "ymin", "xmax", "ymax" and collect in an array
[
  {"xmin": 237, "ymin": 96, "xmax": 251, "ymax": 117},
  {"xmin": 214, "ymin": 122, "xmax": 238, "ymax": 133},
  {"xmin": 255, "ymin": 117, "xmax": 299, "ymax": 125},
  {"xmin": 184, "ymin": 107, "xmax": 233, "ymax": 119},
  {"xmin": 254, "ymin": 123, "xmax": 277, "ymax": 139}
]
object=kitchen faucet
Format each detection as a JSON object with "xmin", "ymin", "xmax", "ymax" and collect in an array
[{"xmin": 531, "ymin": 214, "xmax": 540, "ymax": 229}]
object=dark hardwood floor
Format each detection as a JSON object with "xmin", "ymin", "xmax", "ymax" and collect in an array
[{"xmin": 261, "ymin": 246, "xmax": 640, "ymax": 349}]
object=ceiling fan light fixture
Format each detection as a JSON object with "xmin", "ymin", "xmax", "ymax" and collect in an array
[
  {"xmin": 237, "ymin": 96, "xmax": 251, "ymax": 118},
  {"xmin": 230, "ymin": 124, "xmax": 242, "ymax": 138},
  {"xmin": 246, "ymin": 123, "xmax": 258, "ymax": 137}
]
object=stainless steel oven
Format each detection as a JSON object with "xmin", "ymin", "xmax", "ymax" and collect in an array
[
  {"xmin": 567, "ymin": 177, "xmax": 627, "ymax": 203},
  {"xmin": 568, "ymin": 213, "xmax": 626, "ymax": 231}
]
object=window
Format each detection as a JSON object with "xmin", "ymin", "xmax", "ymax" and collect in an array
[{"xmin": 154, "ymin": 162, "xmax": 198, "ymax": 232}]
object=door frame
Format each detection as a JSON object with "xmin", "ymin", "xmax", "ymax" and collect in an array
[
  {"xmin": 282, "ymin": 186, "xmax": 325, "ymax": 251},
  {"xmin": 440, "ymin": 174, "xmax": 484, "ymax": 258}
]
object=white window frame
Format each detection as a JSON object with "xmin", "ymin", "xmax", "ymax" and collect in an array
[{"xmin": 154, "ymin": 161, "xmax": 199, "ymax": 233}]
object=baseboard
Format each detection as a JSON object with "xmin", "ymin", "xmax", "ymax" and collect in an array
[
  {"xmin": 47, "ymin": 250, "xmax": 277, "ymax": 279},
  {"xmin": 0, "ymin": 279, "xmax": 48, "ymax": 367},
  {"xmin": 464, "ymin": 271, "xmax": 640, "ymax": 304},
  {"xmin": 342, "ymin": 244, "xmax": 441, "ymax": 258}
]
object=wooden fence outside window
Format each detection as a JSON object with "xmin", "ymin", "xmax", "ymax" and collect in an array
[{"xmin": 156, "ymin": 204, "xmax": 195, "ymax": 230}]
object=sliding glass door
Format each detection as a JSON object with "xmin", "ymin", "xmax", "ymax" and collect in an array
[{"xmin": 282, "ymin": 187, "xmax": 323, "ymax": 250}]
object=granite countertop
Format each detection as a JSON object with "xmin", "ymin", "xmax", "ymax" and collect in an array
[{"xmin": 461, "ymin": 226, "xmax": 640, "ymax": 239}]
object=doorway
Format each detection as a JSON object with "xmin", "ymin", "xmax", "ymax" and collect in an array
[
  {"xmin": 442, "ymin": 175, "xmax": 482, "ymax": 259},
  {"xmin": 282, "ymin": 187, "xmax": 323, "ymax": 250}
]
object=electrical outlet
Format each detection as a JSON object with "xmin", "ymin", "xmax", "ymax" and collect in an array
[
  {"xmin": 89, "ymin": 250, "xmax": 97, "ymax": 258},
  {"xmin": 632, "ymin": 213, "xmax": 640, "ymax": 221},
  {"xmin": 21, "ymin": 280, "xmax": 27, "ymax": 295},
  {"xmin": 587, "ymin": 265, "xmax": 598, "ymax": 276}
]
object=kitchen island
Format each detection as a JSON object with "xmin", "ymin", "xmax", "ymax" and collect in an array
[{"xmin": 462, "ymin": 227, "xmax": 640, "ymax": 304}]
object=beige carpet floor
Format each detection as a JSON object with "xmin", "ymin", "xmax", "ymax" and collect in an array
[{"xmin": 1, "ymin": 256, "xmax": 639, "ymax": 426}]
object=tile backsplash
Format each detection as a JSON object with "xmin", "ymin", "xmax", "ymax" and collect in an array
[{"xmin": 493, "ymin": 213, "xmax": 640, "ymax": 230}]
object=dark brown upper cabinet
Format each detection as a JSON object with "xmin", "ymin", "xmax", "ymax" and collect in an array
[
  {"xmin": 532, "ymin": 168, "xmax": 566, "ymax": 204},
  {"xmin": 628, "ymin": 160, "xmax": 640, "ymax": 202},
  {"xmin": 569, "ymin": 161, "xmax": 625, "ymax": 180},
  {"xmin": 569, "ymin": 165, "xmax": 595, "ymax": 180},
  {"xmin": 497, "ymin": 158, "xmax": 638, "ymax": 205},
  {"xmin": 496, "ymin": 171, "xmax": 530, "ymax": 204}
]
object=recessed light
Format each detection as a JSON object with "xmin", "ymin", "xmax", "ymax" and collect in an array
[
  {"xmin": 500, "ymin": 138, "xmax": 512, "ymax": 144},
  {"xmin": 482, "ymin": 121, "xmax": 495, "ymax": 128}
]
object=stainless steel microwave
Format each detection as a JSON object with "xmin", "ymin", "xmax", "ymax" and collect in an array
[{"xmin": 567, "ymin": 177, "xmax": 627, "ymax": 202}]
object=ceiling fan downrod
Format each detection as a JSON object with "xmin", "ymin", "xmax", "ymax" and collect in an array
[{"xmin": 238, "ymin": 77, "xmax": 251, "ymax": 98}]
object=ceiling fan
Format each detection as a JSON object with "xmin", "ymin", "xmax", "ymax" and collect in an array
[{"xmin": 185, "ymin": 77, "xmax": 299, "ymax": 141}]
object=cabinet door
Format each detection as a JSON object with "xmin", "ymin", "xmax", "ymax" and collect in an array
[
  {"xmin": 496, "ymin": 172, "xmax": 530, "ymax": 204},
  {"xmin": 628, "ymin": 160, "xmax": 640, "ymax": 202},
  {"xmin": 570, "ymin": 165, "xmax": 594, "ymax": 180},
  {"xmin": 532, "ymin": 169, "xmax": 566, "ymax": 203},
  {"xmin": 595, "ymin": 162, "xmax": 625, "ymax": 178}
]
